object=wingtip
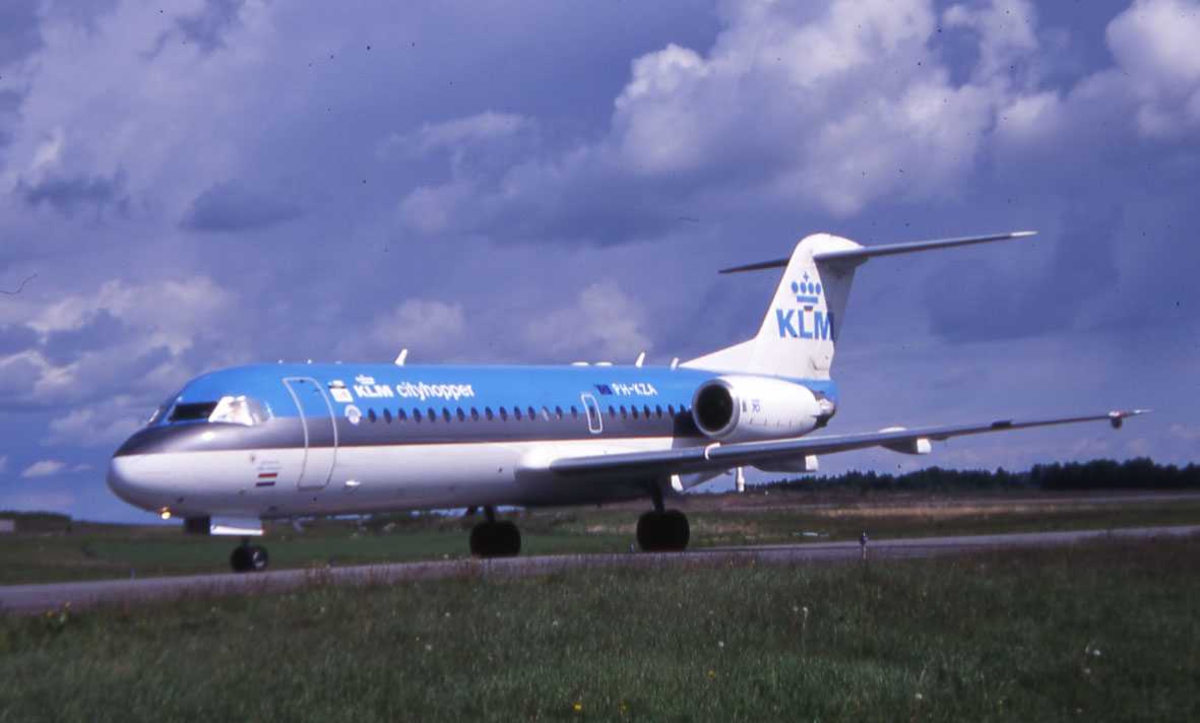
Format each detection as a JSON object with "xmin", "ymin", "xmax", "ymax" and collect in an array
[
  {"xmin": 1109, "ymin": 408, "xmax": 1151, "ymax": 418},
  {"xmin": 1012, "ymin": 230, "xmax": 1038, "ymax": 238}
]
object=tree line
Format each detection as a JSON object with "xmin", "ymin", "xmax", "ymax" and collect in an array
[{"xmin": 759, "ymin": 458, "xmax": 1200, "ymax": 493}]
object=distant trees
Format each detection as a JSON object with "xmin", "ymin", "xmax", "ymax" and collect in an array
[{"xmin": 760, "ymin": 458, "xmax": 1200, "ymax": 493}]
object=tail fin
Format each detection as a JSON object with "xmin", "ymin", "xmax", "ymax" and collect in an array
[{"xmin": 684, "ymin": 231, "xmax": 1035, "ymax": 379}]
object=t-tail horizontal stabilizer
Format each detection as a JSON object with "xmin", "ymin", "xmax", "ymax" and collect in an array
[{"xmin": 718, "ymin": 231, "xmax": 1036, "ymax": 274}]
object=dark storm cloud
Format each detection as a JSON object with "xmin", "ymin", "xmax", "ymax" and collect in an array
[
  {"xmin": 18, "ymin": 173, "xmax": 129, "ymax": 217},
  {"xmin": 181, "ymin": 181, "xmax": 302, "ymax": 233}
]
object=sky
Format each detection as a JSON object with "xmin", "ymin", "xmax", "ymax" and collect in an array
[{"xmin": 0, "ymin": 0, "xmax": 1198, "ymax": 521}]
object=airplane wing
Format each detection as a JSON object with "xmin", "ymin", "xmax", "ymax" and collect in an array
[{"xmin": 548, "ymin": 410, "xmax": 1148, "ymax": 478}]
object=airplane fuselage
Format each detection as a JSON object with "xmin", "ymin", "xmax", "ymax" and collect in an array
[{"xmin": 108, "ymin": 363, "xmax": 838, "ymax": 520}]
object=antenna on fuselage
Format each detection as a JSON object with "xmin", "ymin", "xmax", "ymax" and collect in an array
[
  {"xmin": 394, "ymin": 348, "xmax": 409, "ymax": 366},
  {"xmin": 635, "ymin": 351, "xmax": 646, "ymax": 368}
]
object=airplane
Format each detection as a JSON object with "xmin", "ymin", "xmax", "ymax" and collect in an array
[{"xmin": 106, "ymin": 231, "xmax": 1146, "ymax": 571}]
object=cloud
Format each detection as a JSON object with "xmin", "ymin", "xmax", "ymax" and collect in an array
[
  {"xmin": 385, "ymin": 111, "xmax": 536, "ymax": 158},
  {"xmin": 0, "ymin": 455, "xmax": 7, "ymax": 474},
  {"xmin": 44, "ymin": 404, "xmax": 143, "ymax": 448},
  {"xmin": 395, "ymin": 0, "xmax": 1039, "ymax": 243},
  {"xmin": 21, "ymin": 460, "xmax": 66, "ymax": 478},
  {"xmin": 0, "ymin": 276, "xmax": 240, "ymax": 411},
  {"xmin": 173, "ymin": 0, "xmax": 246, "ymax": 54},
  {"xmin": 523, "ymin": 281, "xmax": 651, "ymax": 361},
  {"xmin": 181, "ymin": 181, "xmax": 301, "ymax": 232},
  {"xmin": 368, "ymin": 299, "xmax": 467, "ymax": 361},
  {"xmin": 18, "ymin": 172, "xmax": 129, "ymax": 217},
  {"xmin": 0, "ymin": 0, "xmax": 42, "ymax": 67},
  {"xmin": 1105, "ymin": 0, "xmax": 1200, "ymax": 138},
  {"xmin": 1169, "ymin": 424, "xmax": 1200, "ymax": 442}
]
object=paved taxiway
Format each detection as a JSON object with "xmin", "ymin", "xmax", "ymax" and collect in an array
[{"xmin": 2, "ymin": 525, "xmax": 1196, "ymax": 615}]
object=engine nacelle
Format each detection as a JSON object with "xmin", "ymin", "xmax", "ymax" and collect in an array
[{"xmin": 691, "ymin": 376, "xmax": 834, "ymax": 443}]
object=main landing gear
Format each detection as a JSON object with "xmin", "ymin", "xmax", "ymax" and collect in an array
[
  {"xmin": 637, "ymin": 487, "xmax": 690, "ymax": 552},
  {"xmin": 469, "ymin": 507, "xmax": 521, "ymax": 558},
  {"xmin": 230, "ymin": 539, "xmax": 269, "ymax": 572}
]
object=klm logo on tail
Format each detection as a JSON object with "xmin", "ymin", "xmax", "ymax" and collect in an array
[{"xmin": 776, "ymin": 273, "xmax": 834, "ymax": 341}]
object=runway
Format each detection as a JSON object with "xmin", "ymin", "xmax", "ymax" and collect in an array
[{"xmin": 2, "ymin": 525, "xmax": 1196, "ymax": 615}]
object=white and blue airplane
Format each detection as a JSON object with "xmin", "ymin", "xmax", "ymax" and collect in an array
[{"xmin": 107, "ymin": 231, "xmax": 1145, "ymax": 571}]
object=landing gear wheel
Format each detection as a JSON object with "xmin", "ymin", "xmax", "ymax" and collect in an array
[
  {"xmin": 637, "ymin": 510, "xmax": 690, "ymax": 552},
  {"xmin": 230, "ymin": 544, "xmax": 270, "ymax": 572},
  {"xmin": 248, "ymin": 545, "xmax": 269, "ymax": 571},
  {"xmin": 469, "ymin": 520, "xmax": 521, "ymax": 558}
]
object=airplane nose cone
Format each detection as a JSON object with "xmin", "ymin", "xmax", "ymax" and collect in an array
[{"xmin": 107, "ymin": 454, "xmax": 170, "ymax": 511}]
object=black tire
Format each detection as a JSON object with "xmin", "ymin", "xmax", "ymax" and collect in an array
[
  {"xmin": 230, "ymin": 546, "xmax": 251, "ymax": 573},
  {"xmin": 664, "ymin": 509, "xmax": 690, "ymax": 551},
  {"xmin": 637, "ymin": 510, "xmax": 690, "ymax": 552},
  {"xmin": 470, "ymin": 521, "xmax": 522, "ymax": 558},
  {"xmin": 637, "ymin": 511, "xmax": 664, "ymax": 552},
  {"xmin": 469, "ymin": 522, "xmax": 493, "ymax": 557},
  {"xmin": 496, "ymin": 521, "xmax": 521, "ymax": 557}
]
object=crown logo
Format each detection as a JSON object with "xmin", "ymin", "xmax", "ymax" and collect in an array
[{"xmin": 791, "ymin": 273, "xmax": 822, "ymax": 308}]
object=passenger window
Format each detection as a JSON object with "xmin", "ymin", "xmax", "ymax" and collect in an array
[
  {"xmin": 500, "ymin": 407, "xmax": 509, "ymax": 420},
  {"xmin": 456, "ymin": 407, "xmax": 466, "ymax": 421},
  {"xmin": 570, "ymin": 406, "xmax": 579, "ymax": 418},
  {"xmin": 441, "ymin": 408, "xmax": 450, "ymax": 422},
  {"xmin": 620, "ymin": 405, "xmax": 628, "ymax": 418},
  {"xmin": 514, "ymin": 406, "xmax": 523, "ymax": 420},
  {"xmin": 607, "ymin": 405, "xmax": 616, "ymax": 418},
  {"xmin": 631, "ymin": 406, "xmax": 639, "ymax": 419},
  {"xmin": 470, "ymin": 408, "xmax": 480, "ymax": 421},
  {"xmin": 668, "ymin": 404, "xmax": 676, "ymax": 416},
  {"xmin": 485, "ymin": 407, "xmax": 494, "ymax": 420},
  {"xmin": 655, "ymin": 405, "xmax": 663, "ymax": 418},
  {"xmin": 398, "ymin": 408, "xmax": 407, "ymax": 421},
  {"xmin": 644, "ymin": 405, "xmax": 652, "ymax": 418},
  {"xmin": 428, "ymin": 407, "xmax": 437, "ymax": 422},
  {"xmin": 383, "ymin": 409, "xmax": 392, "ymax": 423},
  {"xmin": 528, "ymin": 406, "xmax": 537, "ymax": 421},
  {"xmin": 554, "ymin": 406, "xmax": 563, "ymax": 420},
  {"xmin": 413, "ymin": 408, "xmax": 422, "ymax": 422}
]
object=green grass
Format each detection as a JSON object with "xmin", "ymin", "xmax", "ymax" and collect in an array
[
  {"xmin": 2, "ymin": 493, "xmax": 1199, "ymax": 585},
  {"xmin": 2, "ymin": 536, "xmax": 1198, "ymax": 721}
]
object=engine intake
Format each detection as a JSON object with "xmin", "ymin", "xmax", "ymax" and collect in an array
[{"xmin": 691, "ymin": 376, "xmax": 834, "ymax": 443}]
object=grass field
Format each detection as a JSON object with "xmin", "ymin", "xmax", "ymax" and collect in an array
[
  {"xmin": 1, "ymin": 535, "xmax": 1197, "ymax": 721},
  {"xmin": 2, "ymin": 491, "xmax": 1199, "ymax": 585}
]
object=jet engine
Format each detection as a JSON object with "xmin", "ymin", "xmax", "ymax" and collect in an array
[{"xmin": 691, "ymin": 376, "xmax": 834, "ymax": 443}]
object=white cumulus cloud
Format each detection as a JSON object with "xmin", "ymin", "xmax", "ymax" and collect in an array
[
  {"xmin": 524, "ymin": 280, "xmax": 651, "ymax": 361},
  {"xmin": 21, "ymin": 460, "xmax": 66, "ymax": 478}
]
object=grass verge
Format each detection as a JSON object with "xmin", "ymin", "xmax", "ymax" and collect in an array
[{"xmin": 2, "ymin": 535, "xmax": 1198, "ymax": 721}]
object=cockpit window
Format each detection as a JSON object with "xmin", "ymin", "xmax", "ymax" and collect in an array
[
  {"xmin": 169, "ymin": 402, "xmax": 219, "ymax": 422},
  {"xmin": 164, "ymin": 396, "xmax": 271, "ymax": 426},
  {"xmin": 207, "ymin": 396, "xmax": 271, "ymax": 426}
]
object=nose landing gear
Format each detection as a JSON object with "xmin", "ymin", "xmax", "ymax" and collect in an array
[
  {"xmin": 469, "ymin": 507, "xmax": 522, "ymax": 558},
  {"xmin": 230, "ymin": 539, "xmax": 269, "ymax": 572}
]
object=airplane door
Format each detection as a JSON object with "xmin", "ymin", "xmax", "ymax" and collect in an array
[
  {"xmin": 581, "ymin": 393, "xmax": 603, "ymax": 434},
  {"xmin": 283, "ymin": 377, "xmax": 338, "ymax": 490}
]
